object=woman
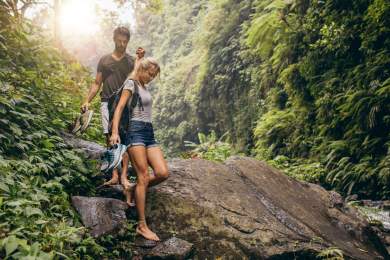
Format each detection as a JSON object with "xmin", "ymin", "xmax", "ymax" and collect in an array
[{"xmin": 110, "ymin": 57, "xmax": 168, "ymax": 241}]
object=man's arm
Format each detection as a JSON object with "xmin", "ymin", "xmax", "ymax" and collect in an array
[{"xmin": 81, "ymin": 72, "xmax": 103, "ymax": 112}]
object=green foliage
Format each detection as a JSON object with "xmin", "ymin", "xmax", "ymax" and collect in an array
[
  {"xmin": 184, "ymin": 131, "xmax": 236, "ymax": 162},
  {"xmin": 317, "ymin": 247, "xmax": 344, "ymax": 260},
  {"xmin": 94, "ymin": 222, "xmax": 136, "ymax": 259},
  {"xmin": 251, "ymin": 0, "xmax": 390, "ymax": 199},
  {"xmin": 132, "ymin": 0, "xmax": 389, "ymax": 198},
  {"xmin": 253, "ymin": 109, "xmax": 313, "ymax": 159},
  {"xmin": 0, "ymin": 8, "xmax": 131, "ymax": 259},
  {"xmin": 246, "ymin": 0, "xmax": 288, "ymax": 58},
  {"xmin": 146, "ymin": 0, "xmax": 163, "ymax": 13},
  {"xmin": 132, "ymin": 0, "xmax": 259, "ymax": 155},
  {"xmin": 1, "ymin": 1, "xmax": 389, "ymax": 257},
  {"xmin": 267, "ymin": 156, "xmax": 326, "ymax": 184}
]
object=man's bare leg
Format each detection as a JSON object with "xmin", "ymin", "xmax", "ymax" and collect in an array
[
  {"xmin": 103, "ymin": 169, "xmax": 119, "ymax": 185},
  {"xmin": 121, "ymin": 151, "xmax": 136, "ymax": 206},
  {"xmin": 121, "ymin": 151, "xmax": 133, "ymax": 190},
  {"xmin": 103, "ymin": 134, "xmax": 119, "ymax": 185}
]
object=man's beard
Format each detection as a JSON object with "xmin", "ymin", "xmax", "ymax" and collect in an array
[{"xmin": 115, "ymin": 46, "xmax": 126, "ymax": 53}]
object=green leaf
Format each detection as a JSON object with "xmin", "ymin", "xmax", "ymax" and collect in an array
[
  {"xmin": 4, "ymin": 236, "xmax": 19, "ymax": 256},
  {"xmin": 42, "ymin": 139, "xmax": 55, "ymax": 149},
  {"xmin": 24, "ymin": 207, "xmax": 43, "ymax": 217},
  {"xmin": 9, "ymin": 123, "xmax": 23, "ymax": 136},
  {"xmin": 6, "ymin": 200, "xmax": 26, "ymax": 207},
  {"xmin": 0, "ymin": 183, "xmax": 9, "ymax": 193},
  {"xmin": 30, "ymin": 242, "xmax": 40, "ymax": 257},
  {"xmin": 35, "ymin": 220, "xmax": 48, "ymax": 225},
  {"xmin": 9, "ymin": 227, "xmax": 25, "ymax": 236}
]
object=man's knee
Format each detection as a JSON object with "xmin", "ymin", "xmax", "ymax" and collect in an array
[{"xmin": 122, "ymin": 151, "xmax": 129, "ymax": 160}]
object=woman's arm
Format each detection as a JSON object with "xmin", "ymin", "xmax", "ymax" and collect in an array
[{"xmin": 110, "ymin": 89, "xmax": 132, "ymax": 144}]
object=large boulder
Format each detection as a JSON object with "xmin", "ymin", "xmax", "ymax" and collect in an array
[
  {"xmin": 71, "ymin": 196, "xmax": 128, "ymax": 238},
  {"xmin": 146, "ymin": 157, "xmax": 389, "ymax": 259},
  {"xmin": 62, "ymin": 132, "xmax": 105, "ymax": 160},
  {"xmin": 64, "ymin": 136, "xmax": 389, "ymax": 259}
]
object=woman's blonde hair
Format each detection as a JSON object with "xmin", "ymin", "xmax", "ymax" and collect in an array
[{"xmin": 129, "ymin": 57, "xmax": 160, "ymax": 80}]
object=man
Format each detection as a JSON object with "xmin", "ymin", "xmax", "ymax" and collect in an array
[{"xmin": 81, "ymin": 26, "xmax": 144, "ymax": 188}]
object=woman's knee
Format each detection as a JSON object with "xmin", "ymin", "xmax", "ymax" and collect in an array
[
  {"xmin": 155, "ymin": 167, "xmax": 169, "ymax": 181},
  {"xmin": 137, "ymin": 173, "xmax": 149, "ymax": 186}
]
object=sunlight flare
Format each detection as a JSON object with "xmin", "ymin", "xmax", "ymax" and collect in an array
[{"xmin": 59, "ymin": 0, "xmax": 100, "ymax": 36}]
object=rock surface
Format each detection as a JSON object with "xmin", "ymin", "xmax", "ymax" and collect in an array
[
  {"xmin": 71, "ymin": 196, "xmax": 128, "ymax": 238},
  {"xmin": 353, "ymin": 200, "xmax": 390, "ymax": 256},
  {"xmin": 356, "ymin": 200, "xmax": 390, "ymax": 231},
  {"xmin": 133, "ymin": 237, "xmax": 194, "ymax": 259},
  {"xmin": 146, "ymin": 157, "xmax": 389, "ymax": 259},
  {"xmin": 63, "ymin": 132, "xmax": 105, "ymax": 160},
  {"xmin": 98, "ymin": 184, "xmax": 125, "ymax": 200},
  {"xmin": 64, "ymin": 135, "xmax": 389, "ymax": 259}
]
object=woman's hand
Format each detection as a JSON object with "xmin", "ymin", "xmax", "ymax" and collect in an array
[
  {"xmin": 110, "ymin": 133, "xmax": 120, "ymax": 146},
  {"xmin": 110, "ymin": 90, "xmax": 131, "ymax": 145}
]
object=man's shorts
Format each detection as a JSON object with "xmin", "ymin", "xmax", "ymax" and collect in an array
[
  {"xmin": 101, "ymin": 102, "xmax": 129, "ymax": 144},
  {"xmin": 125, "ymin": 120, "xmax": 158, "ymax": 148},
  {"xmin": 100, "ymin": 102, "xmax": 109, "ymax": 134}
]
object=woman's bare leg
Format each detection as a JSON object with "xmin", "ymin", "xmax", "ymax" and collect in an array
[
  {"xmin": 146, "ymin": 146, "xmax": 169, "ymax": 187},
  {"xmin": 125, "ymin": 146, "xmax": 169, "ymax": 205},
  {"xmin": 129, "ymin": 145, "xmax": 160, "ymax": 241}
]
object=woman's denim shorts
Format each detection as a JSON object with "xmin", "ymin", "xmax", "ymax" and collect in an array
[{"xmin": 125, "ymin": 120, "xmax": 158, "ymax": 148}]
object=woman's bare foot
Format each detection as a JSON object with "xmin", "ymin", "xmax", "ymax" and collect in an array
[
  {"xmin": 123, "ymin": 184, "xmax": 136, "ymax": 207},
  {"xmin": 136, "ymin": 222, "xmax": 160, "ymax": 241}
]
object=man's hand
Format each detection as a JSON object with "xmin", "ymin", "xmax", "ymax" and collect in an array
[
  {"xmin": 81, "ymin": 102, "xmax": 90, "ymax": 113},
  {"xmin": 136, "ymin": 47, "xmax": 145, "ymax": 60},
  {"xmin": 82, "ymin": 72, "xmax": 102, "ymax": 113}
]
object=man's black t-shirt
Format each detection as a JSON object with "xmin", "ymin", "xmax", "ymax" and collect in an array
[{"xmin": 97, "ymin": 53, "xmax": 135, "ymax": 102}]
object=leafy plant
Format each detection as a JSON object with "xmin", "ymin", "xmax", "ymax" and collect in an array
[
  {"xmin": 317, "ymin": 247, "xmax": 344, "ymax": 260},
  {"xmin": 0, "ymin": 8, "xmax": 132, "ymax": 259},
  {"xmin": 184, "ymin": 131, "xmax": 236, "ymax": 162},
  {"xmin": 267, "ymin": 155, "xmax": 326, "ymax": 184}
]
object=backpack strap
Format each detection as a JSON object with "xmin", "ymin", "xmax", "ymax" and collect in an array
[{"xmin": 130, "ymin": 80, "xmax": 144, "ymax": 111}]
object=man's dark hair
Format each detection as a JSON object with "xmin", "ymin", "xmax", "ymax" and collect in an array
[{"xmin": 113, "ymin": 26, "xmax": 130, "ymax": 40}]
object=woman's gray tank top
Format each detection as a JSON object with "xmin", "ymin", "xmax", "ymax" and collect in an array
[{"xmin": 122, "ymin": 79, "xmax": 153, "ymax": 123}]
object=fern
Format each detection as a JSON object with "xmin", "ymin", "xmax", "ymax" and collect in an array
[{"xmin": 317, "ymin": 247, "xmax": 344, "ymax": 260}]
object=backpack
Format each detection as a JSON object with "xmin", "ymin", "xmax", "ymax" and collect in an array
[{"xmin": 107, "ymin": 79, "xmax": 143, "ymax": 141}]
